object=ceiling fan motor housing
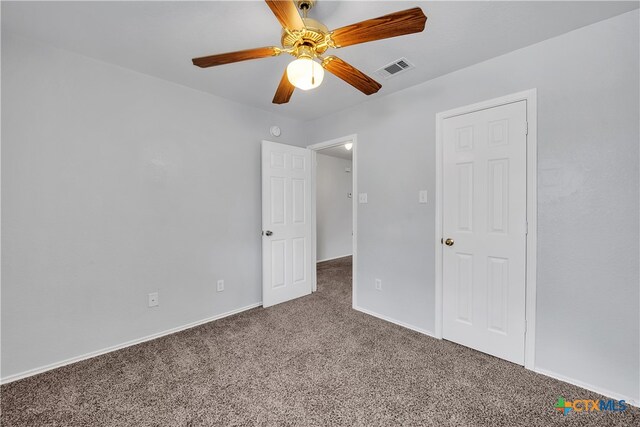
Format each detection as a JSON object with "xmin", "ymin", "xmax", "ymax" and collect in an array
[{"xmin": 281, "ymin": 17, "xmax": 330, "ymax": 57}]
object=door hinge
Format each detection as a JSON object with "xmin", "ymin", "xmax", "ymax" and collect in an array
[
  {"xmin": 525, "ymin": 121, "xmax": 529, "ymax": 135},
  {"xmin": 525, "ymin": 221, "xmax": 529, "ymax": 235}
]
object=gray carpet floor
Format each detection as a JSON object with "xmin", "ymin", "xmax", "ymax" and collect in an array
[{"xmin": 1, "ymin": 256, "xmax": 637, "ymax": 426}]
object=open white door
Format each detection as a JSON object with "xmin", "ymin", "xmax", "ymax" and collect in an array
[
  {"xmin": 262, "ymin": 141, "xmax": 313, "ymax": 308},
  {"xmin": 442, "ymin": 101, "xmax": 528, "ymax": 365}
]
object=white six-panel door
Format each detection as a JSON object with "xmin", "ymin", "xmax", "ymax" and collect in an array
[
  {"xmin": 261, "ymin": 141, "xmax": 313, "ymax": 308},
  {"xmin": 442, "ymin": 101, "xmax": 528, "ymax": 365}
]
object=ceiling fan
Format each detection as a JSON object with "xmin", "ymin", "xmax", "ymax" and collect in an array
[{"xmin": 192, "ymin": 0, "xmax": 427, "ymax": 104}]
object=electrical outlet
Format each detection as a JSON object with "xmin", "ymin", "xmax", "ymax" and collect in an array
[
  {"xmin": 148, "ymin": 292, "xmax": 159, "ymax": 307},
  {"xmin": 375, "ymin": 279, "xmax": 382, "ymax": 291},
  {"xmin": 359, "ymin": 193, "xmax": 368, "ymax": 204},
  {"xmin": 217, "ymin": 280, "xmax": 224, "ymax": 292},
  {"xmin": 419, "ymin": 190, "xmax": 428, "ymax": 204}
]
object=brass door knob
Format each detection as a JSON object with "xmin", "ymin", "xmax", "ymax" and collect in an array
[{"xmin": 445, "ymin": 238, "xmax": 454, "ymax": 246}]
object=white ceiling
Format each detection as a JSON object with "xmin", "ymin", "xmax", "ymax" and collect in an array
[
  {"xmin": 3, "ymin": 1, "xmax": 638, "ymax": 121},
  {"xmin": 318, "ymin": 144, "xmax": 353, "ymax": 160}
]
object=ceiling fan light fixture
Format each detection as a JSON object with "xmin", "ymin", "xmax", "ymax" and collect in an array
[{"xmin": 287, "ymin": 57, "xmax": 324, "ymax": 91}]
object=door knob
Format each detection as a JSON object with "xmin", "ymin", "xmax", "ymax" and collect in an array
[
  {"xmin": 265, "ymin": 230, "xmax": 273, "ymax": 236},
  {"xmin": 444, "ymin": 238, "xmax": 454, "ymax": 246}
]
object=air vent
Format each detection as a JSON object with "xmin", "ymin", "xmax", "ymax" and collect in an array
[{"xmin": 375, "ymin": 58, "xmax": 415, "ymax": 79}]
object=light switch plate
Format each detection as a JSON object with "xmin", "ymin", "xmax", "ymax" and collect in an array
[
  {"xmin": 419, "ymin": 190, "xmax": 428, "ymax": 204},
  {"xmin": 358, "ymin": 193, "xmax": 368, "ymax": 204}
]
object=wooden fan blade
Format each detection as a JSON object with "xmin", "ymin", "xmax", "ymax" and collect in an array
[
  {"xmin": 321, "ymin": 56, "xmax": 381, "ymax": 95},
  {"xmin": 330, "ymin": 7, "xmax": 427, "ymax": 48},
  {"xmin": 265, "ymin": 0, "xmax": 305, "ymax": 31},
  {"xmin": 192, "ymin": 46, "xmax": 280, "ymax": 68},
  {"xmin": 273, "ymin": 69, "xmax": 295, "ymax": 104}
]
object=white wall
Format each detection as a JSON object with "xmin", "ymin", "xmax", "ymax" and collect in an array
[
  {"xmin": 316, "ymin": 153, "xmax": 352, "ymax": 262},
  {"xmin": 0, "ymin": 34, "xmax": 308, "ymax": 380},
  {"xmin": 307, "ymin": 11, "xmax": 640, "ymax": 402}
]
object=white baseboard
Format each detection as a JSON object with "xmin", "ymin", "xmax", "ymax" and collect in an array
[
  {"xmin": 317, "ymin": 254, "xmax": 353, "ymax": 263},
  {"xmin": 533, "ymin": 367, "xmax": 639, "ymax": 407},
  {"xmin": 353, "ymin": 304, "xmax": 435, "ymax": 338},
  {"xmin": 0, "ymin": 302, "xmax": 262, "ymax": 385}
]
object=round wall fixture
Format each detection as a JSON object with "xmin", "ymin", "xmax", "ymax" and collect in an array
[{"xmin": 270, "ymin": 126, "xmax": 281, "ymax": 137}]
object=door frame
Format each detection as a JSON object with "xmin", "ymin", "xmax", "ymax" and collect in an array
[
  {"xmin": 434, "ymin": 89, "xmax": 538, "ymax": 370},
  {"xmin": 308, "ymin": 134, "xmax": 358, "ymax": 309}
]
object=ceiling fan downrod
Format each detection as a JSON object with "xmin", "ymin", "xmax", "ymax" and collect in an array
[{"xmin": 297, "ymin": 0, "xmax": 315, "ymax": 18}]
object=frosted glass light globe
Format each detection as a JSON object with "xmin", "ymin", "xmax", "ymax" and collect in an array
[{"xmin": 287, "ymin": 57, "xmax": 324, "ymax": 91}]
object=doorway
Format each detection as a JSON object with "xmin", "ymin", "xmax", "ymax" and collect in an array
[
  {"xmin": 435, "ymin": 90, "xmax": 538, "ymax": 369},
  {"xmin": 308, "ymin": 135, "xmax": 358, "ymax": 308}
]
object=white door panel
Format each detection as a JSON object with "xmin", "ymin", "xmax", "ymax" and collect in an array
[
  {"xmin": 442, "ymin": 101, "xmax": 527, "ymax": 365},
  {"xmin": 262, "ymin": 141, "xmax": 312, "ymax": 307}
]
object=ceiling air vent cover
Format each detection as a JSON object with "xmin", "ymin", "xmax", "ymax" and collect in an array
[{"xmin": 375, "ymin": 58, "xmax": 415, "ymax": 79}]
